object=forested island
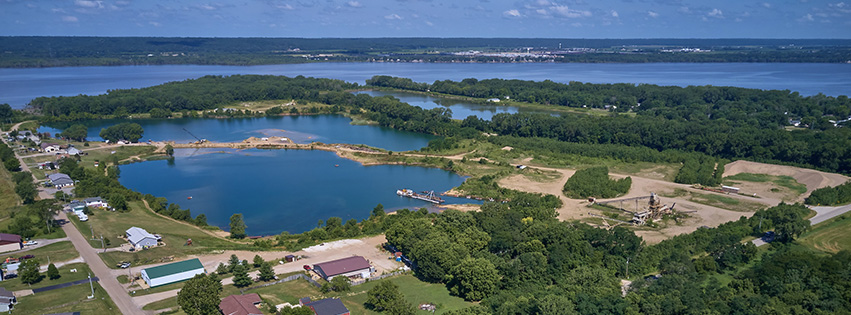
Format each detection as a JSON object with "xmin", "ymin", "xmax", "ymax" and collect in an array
[
  {"xmin": 3, "ymin": 74, "xmax": 851, "ymax": 314},
  {"xmin": 2, "ymin": 37, "xmax": 851, "ymax": 68}
]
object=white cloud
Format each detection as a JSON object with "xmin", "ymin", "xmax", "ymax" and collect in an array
[
  {"xmin": 61, "ymin": 15, "xmax": 79, "ymax": 22},
  {"xmin": 648, "ymin": 11, "xmax": 659, "ymax": 18},
  {"xmin": 74, "ymin": 0, "xmax": 102, "ymax": 8},
  {"xmin": 425, "ymin": 20, "xmax": 433, "ymax": 26},
  {"xmin": 275, "ymin": 4, "xmax": 294, "ymax": 10},
  {"xmin": 536, "ymin": 0, "xmax": 551, "ymax": 6},
  {"xmin": 611, "ymin": 10, "xmax": 618, "ymax": 17},
  {"xmin": 708, "ymin": 8, "xmax": 723, "ymax": 18},
  {"xmin": 801, "ymin": 13, "xmax": 815, "ymax": 21},
  {"xmin": 503, "ymin": 9, "xmax": 521, "ymax": 17},
  {"xmin": 198, "ymin": 4, "xmax": 217, "ymax": 10},
  {"xmin": 347, "ymin": 1, "xmax": 362, "ymax": 8},
  {"xmin": 384, "ymin": 13, "xmax": 403, "ymax": 20},
  {"xmin": 149, "ymin": 21, "xmax": 161, "ymax": 27},
  {"xmin": 761, "ymin": 2, "xmax": 771, "ymax": 8},
  {"xmin": 550, "ymin": 5, "xmax": 591, "ymax": 18}
]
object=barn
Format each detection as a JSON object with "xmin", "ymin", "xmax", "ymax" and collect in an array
[
  {"xmin": 141, "ymin": 258, "xmax": 206, "ymax": 287},
  {"xmin": 312, "ymin": 256, "xmax": 372, "ymax": 281},
  {"xmin": 0, "ymin": 234, "xmax": 22, "ymax": 253}
]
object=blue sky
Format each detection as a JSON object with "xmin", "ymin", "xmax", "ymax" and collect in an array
[{"xmin": 1, "ymin": 0, "xmax": 849, "ymax": 38}]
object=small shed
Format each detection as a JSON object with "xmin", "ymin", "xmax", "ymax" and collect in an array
[
  {"xmin": 125, "ymin": 227, "xmax": 158, "ymax": 249},
  {"xmin": 285, "ymin": 255, "xmax": 297, "ymax": 262},
  {"xmin": 0, "ymin": 287, "xmax": 16, "ymax": 312},
  {"xmin": 312, "ymin": 256, "xmax": 371, "ymax": 281},
  {"xmin": 141, "ymin": 258, "xmax": 206, "ymax": 287},
  {"xmin": 0, "ymin": 234, "xmax": 22, "ymax": 253}
]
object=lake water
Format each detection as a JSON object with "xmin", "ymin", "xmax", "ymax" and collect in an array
[
  {"xmin": 3, "ymin": 62, "xmax": 850, "ymax": 108},
  {"xmin": 39, "ymin": 115, "xmax": 435, "ymax": 152},
  {"xmin": 354, "ymin": 90, "xmax": 558, "ymax": 120},
  {"xmin": 118, "ymin": 148, "xmax": 476, "ymax": 235}
]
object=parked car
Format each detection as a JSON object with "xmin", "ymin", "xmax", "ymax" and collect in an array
[
  {"xmin": 22, "ymin": 240, "xmax": 37, "ymax": 246},
  {"xmin": 303, "ymin": 265, "xmax": 311, "ymax": 271},
  {"xmin": 3, "ymin": 274, "xmax": 17, "ymax": 280},
  {"xmin": 117, "ymin": 261, "xmax": 131, "ymax": 269},
  {"xmin": 18, "ymin": 255, "xmax": 34, "ymax": 260}
]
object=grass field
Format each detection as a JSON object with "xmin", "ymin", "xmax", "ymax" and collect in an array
[
  {"xmin": 724, "ymin": 173, "xmax": 808, "ymax": 200},
  {"xmin": 67, "ymin": 201, "xmax": 250, "ymax": 268},
  {"xmin": 14, "ymin": 241, "xmax": 80, "ymax": 263},
  {"xmin": 0, "ymin": 166, "xmax": 21, "ymax": 218},
  {"xmin": 12, "ymin": 281, "xmax": 120, "ymax": 315},
  {"xmin": 0, "ymin": 262, "xmax": 91, "ymax": 292},
  {"xmin": 800, "ymin": 214, "xmax": 851, "ymax": 253},
  {"xmin": 143, "ymin": 274, "xmax": 473, "ymax": 314}
]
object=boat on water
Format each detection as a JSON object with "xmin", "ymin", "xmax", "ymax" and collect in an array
[{"xmin": 396, "ymin": 189, "xmax": 445, "ymax": 204}]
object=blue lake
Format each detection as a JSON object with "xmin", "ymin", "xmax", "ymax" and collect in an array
[
  {"xmin": 3, "ymin": 62, "xmax": 850, "ymax": 108},
  {"xmin": 39, "ymin": 115, "xmax": 435, "ymax": 152},
  {"xmin": 118, "ymin": 148, "xmax": 476, "ymax": 235},
  {"xmin": 354, "ymin": 90, "xmax": 559, "ymax": 120}
]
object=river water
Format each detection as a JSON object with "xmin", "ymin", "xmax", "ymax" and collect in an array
[{"xmin": 3, "ymin": 62, "xmax": 850, "ymax": 108}]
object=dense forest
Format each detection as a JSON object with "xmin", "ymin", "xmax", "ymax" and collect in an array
[
  {"xmin": 562, "ymin": 166, "xmax": 632, "ymax": 199},
  {"xmin": 2, "ymin": 37, "xmax": 851, "ymax": 67},
  {"xmin": 805, "ymin": 181, "xmax": 851, "ymax": 206}
]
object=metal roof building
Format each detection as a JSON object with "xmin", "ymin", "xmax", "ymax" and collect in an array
[
  {"xmin": 141, "ymin": 258, "xmax": 206, "ymax": 287},
  {"xmin": 312, "ymin": 256, "xmax": 371, "ymax": 281},
  {"xmin": 0, "ymin": 234, "xmax": 22, "ymax": 253},
  {"xmin": 125, "ymin": 227, "xmax": 158, "ymax": 249}
]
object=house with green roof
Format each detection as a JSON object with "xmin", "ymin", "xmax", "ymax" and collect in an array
[{"xmin": 140, "ymin": 258, "xmax": 206, "ymax": 287}]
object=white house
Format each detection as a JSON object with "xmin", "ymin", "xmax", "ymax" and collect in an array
[
  {"xmin": 125, "ymin": 227, "xmax": 158, "ymax": 249},
  {"xmin": 47, "ymin": 173, "xmax": 74, "ymax": 188},
  {"xmin": 39, "ymin": 143, "xmax": 61, "ymax": 153},
  {"xmin": 0, "ymin": 288, "xmax": 16, "ymax": 312},
  {"xmin": 66, "ymin": 147, "xmax": 82, "ymax": 155},
  {"xmin": 84, "ymin": 197, "xmax": 108, "ymax": 208},
  {"xmin": 141, "ymin": 258, "xmax": 206, "ymax": 287}
]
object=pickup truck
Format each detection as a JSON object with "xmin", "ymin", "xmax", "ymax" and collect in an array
[{"xmin": 22, "ymin": 240, "xmax": 38, "ymax": 246}]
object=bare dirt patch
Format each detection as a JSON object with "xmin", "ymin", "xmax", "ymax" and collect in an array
[{"xmin": 724, "ymin": 160, "xmax": 850, "ymax": 202}]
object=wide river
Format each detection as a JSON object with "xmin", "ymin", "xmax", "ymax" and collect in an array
[{"xmin": 3, "ymin": 62, "xmax": 850, "ymax": 107}]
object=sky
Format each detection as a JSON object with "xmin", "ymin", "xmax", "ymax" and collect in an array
[{"xmin": 1, "ymin": 0, "xmax": 849, "ymax": 38}]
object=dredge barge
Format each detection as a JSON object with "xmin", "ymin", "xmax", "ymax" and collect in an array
[{"xmin": 396, "ymin": 189, "xmax": 445, "ymax": 204}]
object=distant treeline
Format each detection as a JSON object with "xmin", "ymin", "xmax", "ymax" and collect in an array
[
  {"xmin": 805, "ymin": 181, "xmax": 851, "ymax": 206},
  {"xmin": 30, "ymin": 74, "xmax": 851, "ymax": 177},
  {"xmin": 2, "ymin": 37, "xmax": 851, "ymax": 67}
]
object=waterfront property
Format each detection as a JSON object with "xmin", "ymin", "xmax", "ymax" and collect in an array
[
  {"xmin": 140, "ymin": 258, "xmax": 205, "ymax": 287},
  {"xmin": 0, "ymin": 234, "xmax": 22, "ymax": 253},
  {"xmin": 47, "ymin": 173, "xmax": 74, "ymax": 188},
  {"xmin": 312, "ymin": 256, "xmax": 372, "ymax": 281},
  {"xmin": 125, "ymin": 227, "xmax": 158, "ymax": 249},
  {"xmin": 84, "ymin": 197, "xmax": 108, "ymax": 209},
  {"xmin": 220, "ymin": 293, "xmax": 263, "ymax": 315}
]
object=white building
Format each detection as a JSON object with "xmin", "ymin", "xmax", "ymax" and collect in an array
[
  {"xmin": 141, "ymin": 258, "xmax": 206, "ymax": 287},
  {"xmin": 84, "ymin": 197, "xmax": 108, "ymax": 208},
  {"xmin": 125, "ymin": 227, "xmax": 158, "ymax": 249},
  {"xmin": 47, "ymin": 173, "xmax": 74, "ymax": 188},
  {"xmin": 0, "ymin": 234, "xmax": 22, "ymax": 253}
]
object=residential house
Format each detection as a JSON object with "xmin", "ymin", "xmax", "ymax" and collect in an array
[
  {"xmin": 0, "ymin": 234, "xmax": 22, "ymax": 253},
  {"xmin": 219, "ymin": 293, "xmax": 263, "ymax": 315},
  {"xmin": 47, "ymin": 173, "xmax": 74, "ymax": 188},
  {"xmin": 312, "ymin": 256, "xmax": 372, "ymax": 281},
  {"xmin": 39, "ymin": 143, "xmax": 61, "ymax": 153},
  {"xmin": 0, "ymin": 287, "xmax": 16, "ymax": 312},
  {"xmin": 125, "ymin": 227, "xmax": 158, "ymax": 249},
  {"xmin": 84, "ymin": 197, "xmax": 108, "ymax": 208},
  {"xmin": 66, "ymin": 147, "xmax": 82, "ymax": 156},
  {"xmin": 300, "ymin": 298, "xmax": 349, "ymax": 315}
]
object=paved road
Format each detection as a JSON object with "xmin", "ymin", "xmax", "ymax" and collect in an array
[
  {"xmin": 59, "ymin": 211, "xmax": 146, "ymax": 315},
  {"xmin": 809, "ymin": 204, "xmax": 851, "ymax": 225}
]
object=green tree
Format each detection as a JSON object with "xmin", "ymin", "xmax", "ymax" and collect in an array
[
  {"xmin": 177, "ymin": 274, "xmax": 223, "ymax": 315},
  {"xmin": 47, "ymin": 263, "xmax": 60, "ymax": 280},
  {"xmin": 164, "ymin": 144, "xmax": 174, "ymax": 157},
  {"xmin": 60, "ymin": 124, "xmax": 89, "ymax": 141},
  {"xmin": 231, "ymin": 264, "xmax": 252, "ymax": 288},
  {"xmin": 227, "ymin": 254, "xmax": 240, "ymax": 272},
  {"xmin": 15, "ymin": 180, "xmax": 37, "ymax": 204},
  {"xmin": 372, "ymin": 203, "xmax": 386, "ymax": 219},
  {"xmin": 253, "ymin": 254, "xmax": 264, "ymax": 268},
  {"xmin": 329, "ymin": 276, "xmax": 351, "ymax": 292},
  {"xmin": 216, "ymin": 262, "xmax": 228, "ymax": 275},
  {"xmin": 4, "ymin": 158, "xmax": 20, "ymax": 172},
  {"xmin": 365, "ymin": 281, "xmax": 404, "ymax": 311},
  {"xmin": 7, "ymin": 215, "xmax": 36, "ymax": 238},
  {"xmin": 258, "ymin": 262, "xmax": 275, "ymax": 281},
  {"xmin": 19, "ymin": 258, "xmax": 42, "ymax": 285},
  {"xmin": 280, "ymin": 305, "xmax": 315, "ymax": 315},
  {"xmin": 30, "ymin": 199, "xmax": 61, "ymax": 234},
  {"xmin": 446, "ymin": 258, "xmax": 499, "ymax": 301},
  {"xmin": 98, "ymin": 122, "xmax": 144, "ymax": 142},
  {"xmin": 229, "ymin": 213, "xmax": 247, "ymax": 239},
  {"xmin": 109, "ymin": 194, "xmax": 127, "ymax": 211}
]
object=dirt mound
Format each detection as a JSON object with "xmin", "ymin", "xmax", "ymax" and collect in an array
[{"xmin": 724, "ymin": 160, "xmax": 849, "ymax": 195}]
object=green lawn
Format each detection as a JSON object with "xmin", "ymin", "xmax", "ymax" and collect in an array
[
  {"xmin": 12, "ymin": 281, "xmax": 120, "ymax": 315},
  {"xmin": 66, "ymin": 201, "xmax": 251, "ymax": 268},
  {"xmin": 14, "ymin": 241, "xmax": 80, "ymax": 263},
  {"xmin": 142, "ymin": 274, "xmax": 473, "ymax": 315},
  {"xmin": 0, "ymin": 166, "xmax": 20, "ymax": 217},
  {"xmin": 0, "ymin": 263, "xmax": 91, "ymax": 292},
  {"xmin": 800, "ymin": 214, "xmax": 851, "ymax": 253}
]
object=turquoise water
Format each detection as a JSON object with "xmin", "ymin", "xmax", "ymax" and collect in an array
[
  {"xmin": 354, "ymin": 90, "xmax": 560, "ymax": 120},
  {"xmin": 4, "ymin": 63, "xmax": 850, "ymax": 108},
  {"xmin": 118, "ymin": 148, "xmax": 477, "ymax": 235},
  {"xmin": 39, "ymin": 115, "xmax": 435, "ymax": 152}
]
